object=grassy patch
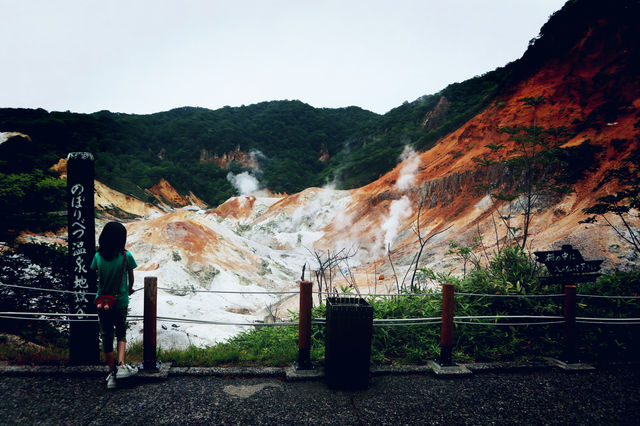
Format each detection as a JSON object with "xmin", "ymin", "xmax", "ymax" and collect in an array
[{"xmin": 0, "ymin": 334, "xmax": 68, "ymax": 365}]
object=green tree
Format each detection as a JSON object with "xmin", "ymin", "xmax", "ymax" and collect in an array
[
  {"xmin": 475, "ymin": 97, "xmax": 571, "ymax": 249},
  {"xmin": 0, "ymin": 169, "xmax": 66, "ymax": 240},
  {"xmin": 582, "ymin": 146, "xmax": 640, "ymax": 255}
]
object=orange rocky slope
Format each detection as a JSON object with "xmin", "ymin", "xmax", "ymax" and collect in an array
[
  {"xmin": 315, "ymin": 25, "xmax": 640, "ymax": 277},
  {"xmin": 148, "ymin": 178, "xmax": 208, "ymax": 209}
]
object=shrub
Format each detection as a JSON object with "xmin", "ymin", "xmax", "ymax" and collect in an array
[
  {"xmin": 0, "ymin": 242, "xmax": 69, "ymax": 346},
  {"xmin": 576, "ymin": 271, "xmax": 640, "ymax": 362}
]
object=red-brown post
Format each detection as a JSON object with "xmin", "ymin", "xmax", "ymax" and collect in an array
[
  {"xmin": 563, "ymin": 284, "xmax": 578, "ymax": 363},
  {"xmin": 143, "ymin": 276, "xmax": 158, "ymax": 371},
  {"xmin": 440, "ymin": 282, "xmax": 455, "ymax": 366},
  {"xmin": 296, "ymin": 280, "xmax": 313, "ymax": 370}
]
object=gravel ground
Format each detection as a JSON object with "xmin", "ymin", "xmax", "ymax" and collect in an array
[{"xmin": 0, "ymin": 365, "xmax": 639, "ymax": 425}]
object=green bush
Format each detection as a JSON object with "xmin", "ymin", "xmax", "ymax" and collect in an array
[
  {"xmin": 0, "ymin": 243, "xmax": 69, "ymax": 342},
  {"xmin": 0, "ymin": 169, "xmax": 66, "ymax": 240},
  {"xmin": 1, "ymin": 247, "xmax": 638, "ymax": 366},
  {"xmin": 576, "ymin": 271, "xmax": 640, "ymax": 362}
]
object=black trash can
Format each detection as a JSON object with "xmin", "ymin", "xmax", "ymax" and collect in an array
[{"xmin": 324, "ymin": 296, "xmax": 373, "ymax": 389}]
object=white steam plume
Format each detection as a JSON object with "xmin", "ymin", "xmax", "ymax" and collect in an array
[
  {"xmin": 226, "ymin": 172, "xmax": 260, "ymax": 196},
  {"xmin": 396, "ymin": 146, "xmax": 421, "ymax": 192},
  {"xmin": 381, "ymin": 195, "xmax": 412, "ymax": 249}
]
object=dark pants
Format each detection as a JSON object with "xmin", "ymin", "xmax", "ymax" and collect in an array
[{"xmin": 98, "ymin": 306, "xmax": 127, "ymax": 353}]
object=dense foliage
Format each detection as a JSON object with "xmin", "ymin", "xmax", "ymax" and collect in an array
[
  {"xmin": 0, "ymin": 243, "xmax": 70, "ymax": 348},
  {"xmin": 582, "ymin": 144, "xmax": 640, "ymax": 256},
  {"xmin": 0, "ymin": 169, "xmax": 66, "ymax": 240},
  {"xmin": 0, "ymin": 102, "xmax": 378, "ymax": 207}
]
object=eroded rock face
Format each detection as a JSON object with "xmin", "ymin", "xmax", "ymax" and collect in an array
[
  {"xmin": 148, "ymin": 178, "xmax": 190, "ymax": 207},
  {"xmin": 95, "ymin": 180, "xmax": 164, "ymax": 218},
  {"xmin": 199, "ymin": 146, "xmax": 260, "ymax": 170},
  {"xmin": 0, "ymin": 131, "xmax": 31, "ymax": 145},
  {"xmin": 422, "ymin": 96, "xmax": 451, "ymax": 131}
]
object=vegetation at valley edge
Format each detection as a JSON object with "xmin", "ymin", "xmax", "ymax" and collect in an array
[{"xmin": 1, "ymin": 242, "xmax": 638, "ymax": 367}]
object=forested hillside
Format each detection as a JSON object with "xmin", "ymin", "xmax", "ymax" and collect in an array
[
  {"xmin": 0, "ymin": 68, "xmax": 515, "ymax": 206},
  {"xmin": 0, "ymin": 102, "xmax": 377, "ymax": 204}
]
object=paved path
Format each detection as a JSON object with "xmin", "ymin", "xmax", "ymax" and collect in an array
[{"xmin": 1, "ymin": 365, "xmax": 639, "ymax": 425}]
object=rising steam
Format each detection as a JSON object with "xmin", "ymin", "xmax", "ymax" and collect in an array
[
  {"xmin": 381, "ymin": 195, "xmax": 412, "ymax": 249},
  {"xmin": 227, "ymin": 171, "xmax": 260, "ymax": 196},
  {"xmin": 396, "ymin": 146, "xmax": 421, "ymax": 192},
  {"xmin": 377, "ymin": 146, "xmax": 422, "ymax": 251},
  {"xmin": 226, "ymin": 149, "xmax": 266, "ymax": 196}
]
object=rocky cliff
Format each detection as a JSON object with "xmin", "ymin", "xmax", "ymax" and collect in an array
[{"xmin": 199, "ymin": 145, "xmax": 260, "ymax": 170}]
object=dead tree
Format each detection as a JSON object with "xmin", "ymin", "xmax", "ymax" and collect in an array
[
  {"xmin": 339, "ymin": 257, "xmax": 361, "ymax": 296},
  {"xmin": 308, "ymin": 246, "xmax": 359, "ymax": 304},
  {"xmin": 386, "ymin": 188, "xmax": 451, "ymax": 293},
  {"xmin": 409, "ymin": 190, "xmax": 452, "ymax": 291}
]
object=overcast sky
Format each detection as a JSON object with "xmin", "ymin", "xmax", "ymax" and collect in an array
[{"xmin": 1, "ymin": 0, "xmax": 567, "ymax": 115}]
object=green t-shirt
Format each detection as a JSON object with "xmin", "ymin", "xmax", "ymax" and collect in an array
[{"xmin": 90, "ymin": 251, "xmax": 138, "ymax": 309}]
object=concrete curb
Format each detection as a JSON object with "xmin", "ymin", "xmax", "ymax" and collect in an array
[
  {"xmin": 0, "ymin": 365, "xmax": 108, "ymax": 377},
  {"xmin": 284, "ymin": 366, "xmax": 324, "ymax": 381},
  {"xmin": 0, "ymin": 359, "xmax": 636, "ymax": 379},
  {"xmin": 544, "ymin": 357, "xmax": 596, "ymax": 371},
  {"xmin": 466, "ymin": 360, "xmax": 556, "ymax": 373},
  {"xmin": 427, "ymin": 360, "xmax": 473, "ymax": 376},
  {"xmin": 137, "ymin": 362, "xmax": 172, "ymax": 380},
  {"xmin": 168, "ymin": 366, "xmax": 284, "ymax": 377},
  {"xmin": 371, "ymin": 365, "xmax": 433, "ymax": 376}
]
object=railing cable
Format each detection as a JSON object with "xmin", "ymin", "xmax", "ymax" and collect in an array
[
  {"xmin": 4, "ymin": 282, "xmax": 640, "ymax": 301},
  {"xmin": 455, "ymin": 292, "xmax": 564, "ymax": 298},
  {"xmin": 157, "ymin": 286, "xmax": 299, "ymax": 295},
  {"xmin": 454, "ymin": 320, "xmax": 564, "ymax": 326},
  {"xmin": 0, "ymin": 282, "xmax": 97, "ymax": 296},
  {"xmin": 577, "ymin": 294, "xmax": 640, "ymax": 300}
]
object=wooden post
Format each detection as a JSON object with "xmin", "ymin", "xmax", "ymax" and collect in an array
[
  {"xmin": 295, "ymin": 280, "xmax": 313, "ymax": 370},
  {"xmin": 66, "ymin": 152, "xmax": 99, "ymax": 365},
  {"xmin": 563, "ymin": 284, "xmax": 578, "ymax": 363},
  {"xmin": 440, "ymin": 282, "xmax": 455, "ymax": 366},
  {"xmin": 143, "ymin": 276, "xmax": 158, "ymax": 371}
]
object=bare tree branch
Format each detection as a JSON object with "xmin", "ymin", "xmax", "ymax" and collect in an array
[
  {"xmin": 410, "ymin": 225, "xmax": 453, "ymax": 290},
  {"xmin": 387, "ymin": 243, "xmax": 400, "ymax": 293}
]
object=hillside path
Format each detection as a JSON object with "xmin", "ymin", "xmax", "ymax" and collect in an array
[{"xmin": 1, "ymin": 365, "xmax": 639, "ymax": 425}]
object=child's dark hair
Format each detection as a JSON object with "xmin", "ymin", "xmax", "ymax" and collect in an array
[{"xmin": 98, "ymin": 221, "xmax": 127, "ymax": 261}]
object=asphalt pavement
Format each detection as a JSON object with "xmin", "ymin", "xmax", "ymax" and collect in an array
[{"xmin": 1, "ymin": 363, "xmax": 639, "ymax": 425}]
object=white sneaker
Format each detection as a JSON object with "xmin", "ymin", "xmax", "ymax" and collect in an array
[
  {"xmin": 106, "ymin": 373, "xmax": 117, "ymax": 389},
  {"xmin": 116, "ymin": 363, "xmax": 138, "ymax": 379}
]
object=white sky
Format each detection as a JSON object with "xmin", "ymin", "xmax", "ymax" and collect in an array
[{"xmin": 1, "ymin": 0, "xmax": 567, "ymax": 115}]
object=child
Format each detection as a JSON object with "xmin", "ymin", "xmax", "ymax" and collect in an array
[{"xmin": 91, "ymin": 221, "xmax": 138, "ymax": 389}]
